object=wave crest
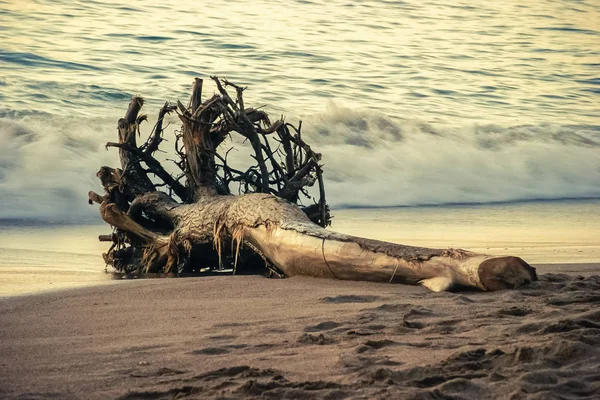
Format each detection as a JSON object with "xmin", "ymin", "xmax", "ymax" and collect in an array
[
  {"xmin": 304, "ymin": 103, "xmax": 600, "ymax": 207},
  {"xmin": 1, "ymin": 103, "xmax": 599, "ymax": 221}
]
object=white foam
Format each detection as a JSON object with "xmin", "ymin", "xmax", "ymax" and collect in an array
[
  {"xmin": 0, "ymin": 115, "xmax": 118, "ymax": 221},
  {"xmin": 304, "ymin": 103, "xmax": 600, "ymax": 207},
  {"xmin": 1, "ymin": 103, "xmax": 599, "ymax": 221}
]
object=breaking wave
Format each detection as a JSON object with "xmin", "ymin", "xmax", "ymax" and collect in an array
[
  {"xmin": 0, "ymin": 114, "xmax": 118, "ymax": 222},
  {"xmin": 307, "ymin": 103, "xmax": 600, "ymax": 208},
  {"xmin": 1, "ymin": 103, "xmax": 600, "ymax": 221}
]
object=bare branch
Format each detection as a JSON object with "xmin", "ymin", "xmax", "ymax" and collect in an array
[{"xmin": 106, "ymin": 142, "xmax": 188, "ymax": 201}]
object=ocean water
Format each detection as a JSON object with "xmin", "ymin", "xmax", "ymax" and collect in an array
[{"xmin": 0, "ymin": 0, "xmax": 599, "ymax": 221}]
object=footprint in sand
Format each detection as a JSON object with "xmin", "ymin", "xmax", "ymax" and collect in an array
[
  {"xmin": 356, "ymin": 339, "xmax": 399, "ymax": 353},
  {"xmin": 320, "ymin": 295, "xmax": 381, "ymax": 304},
  {"xmin": 304, "ymin": 321, "xmax": 344, "ymax": 332},
  {"xmin": 297, "ymin": 333, "xmax": 338, "ymax": 345},
  {"xmin": 188, "ymin": 344, "xmax": 247, "ymax": 355}
]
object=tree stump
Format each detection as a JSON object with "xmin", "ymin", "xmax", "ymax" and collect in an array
[{"xmin": 89, "ymin": 77, "xmax": 536, "ymax": 291}]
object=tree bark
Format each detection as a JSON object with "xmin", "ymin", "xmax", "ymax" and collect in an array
[{"xmin": 91, "ymin": 78, "xmax": 537, "ymax": 291}]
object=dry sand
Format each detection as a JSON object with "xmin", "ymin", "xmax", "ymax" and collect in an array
[{"xmin": 1, "ymin": 264, "xmax": 599, "ymax": 400}]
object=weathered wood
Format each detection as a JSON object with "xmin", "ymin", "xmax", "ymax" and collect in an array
[
  {"xmin": 144, "ymin": 102, "xmax": 176, "ymax": 155},
  {"xmin": 243, "ymin": 224, "xmax": 536, "ymax": 291},
  {"xmin": 90, "ymin": 77, "xmax": 537, "ymax": 291},
  {"xmin": 88, "ymin": 191, "xmax": 106, "ymax": 205},
  {"xmin": 116, "ymin": 97, "xmax": 155, "ymax": 198},
  {"xmin": 190, "ymin": 78, "xmax": 203, "ymax": 112},
  {"xmin": 98, "ymin": 233, "xmax": 116, "ymax": 242}
]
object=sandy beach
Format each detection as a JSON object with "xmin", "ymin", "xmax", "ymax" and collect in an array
[
  {"xmin": 2, "ymin": 1, "xmax": 599, "ymax": 398},
  {"xmin": 2, "ymin": 203, "xmax": 599, "ymax": 400},
  {"xmin": 1, "ymin": 263, "xmax": 598, "ymax": 399}
]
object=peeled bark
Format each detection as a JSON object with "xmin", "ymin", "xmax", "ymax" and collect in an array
[{"xmin": 90, "ymin": 78, "xmax": 537, "ymax": 291}]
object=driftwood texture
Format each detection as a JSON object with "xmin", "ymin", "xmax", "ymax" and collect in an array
[{"xmin": 90, "ymin": 78, "xmax": 537, "ymax": 291}]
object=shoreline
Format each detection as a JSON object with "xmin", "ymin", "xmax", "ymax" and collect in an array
[
  {"xmin": 1, "ymin": 265, "xmax": 599, "ymax": 399},
  {"xmin": 3, "ymin": 199, "xmax": 600, "ymax": 298},
  {"xmin": 1, "ymin": 262, "xmax": 599, "ymax": 300}
]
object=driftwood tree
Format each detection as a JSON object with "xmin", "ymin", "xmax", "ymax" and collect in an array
[{"xmin": 89, "ymin": 78, "xmax": 537, "ymax": 292}]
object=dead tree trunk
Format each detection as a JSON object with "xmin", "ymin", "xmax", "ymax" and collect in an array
[{"xmin": 89, "ymin": 78, "xmax": 537, "ymax": 291}]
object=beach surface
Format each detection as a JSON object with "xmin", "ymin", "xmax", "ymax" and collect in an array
[
  {"xmin": 1, "ymin": 263, "xmax": 599, "ymax": 400},
  {"xmin": 3, "ymin": 200, "xmax": 600, "ymax": 298},
  {"xmin": 1, "ymin": 1, "xmax": 599, "ymax": 398}
]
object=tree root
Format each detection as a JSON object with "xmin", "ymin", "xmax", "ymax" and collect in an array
[{"xmin": 89, "ymin": 77, "xmax": 536, "ymax": 291}]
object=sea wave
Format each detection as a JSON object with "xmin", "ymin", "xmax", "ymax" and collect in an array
[
  {"xmin": 305, "ymin": 103, "xmax": 600, "ymax": 208},
  {"xmin": 1, "ymin": 103, "xmax": 599, "ymax": 221},
  {"xmin": 0, "ymin": 115, "xmax": 117, "ymax": 221}
]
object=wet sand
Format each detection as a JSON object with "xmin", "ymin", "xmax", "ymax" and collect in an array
[
  {"xmin": 3, "ymin": 200, "xmax": 600, "ymax": 298},
  {"xmin": 1, "ymin": 263, "xmax": 599, "ymax": 399}
]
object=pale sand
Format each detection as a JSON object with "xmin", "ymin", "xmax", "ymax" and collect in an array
[
  {"xmin": 3, "ymin": 223, "xmax": 600, "ymax": 298},
  {"xmin": 3, "ymin": 201, "xmax": 600, "ymax": 298},
  {"xmin": 1, "ymin": 263, "xmax": 599, "ymax": 399}
]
